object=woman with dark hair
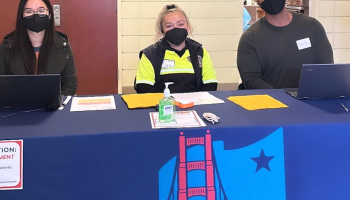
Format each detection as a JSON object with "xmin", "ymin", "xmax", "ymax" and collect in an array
[{"xmin": 0, "ymin": 0, "xmax": 77, "ymax": 95}]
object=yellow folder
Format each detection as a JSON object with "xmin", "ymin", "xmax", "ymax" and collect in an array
[
  {"xmin": 227, "ymin": 94, "xmax": 288, "ymax": 110},
  {"xmin": 121, "ymin": 93, "xmax": 163, "ymax": 109}
]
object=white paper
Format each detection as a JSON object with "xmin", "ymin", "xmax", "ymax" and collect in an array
[
  {"xmin": 70, "ymin": 96, "xmax": 116, "ymax": 112},
  {"xmin": 149, "ymin": 110, "xmax": 207, "ymax": 129},
  {"xmin": 0, "ymin": 140, "xmax": 23, "ymax": 190},
  {"xmin": 171, "ymin": 92, "xmax": 225, "ymax": 105}
]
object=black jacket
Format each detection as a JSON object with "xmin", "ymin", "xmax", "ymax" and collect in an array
[{"xmin": 0, "ymin": 31, "xmax": 78, "ymax": 95}]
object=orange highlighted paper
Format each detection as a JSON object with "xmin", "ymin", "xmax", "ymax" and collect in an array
[
  {"xmin": 121, "ymin": 93, "xmax": 163, "ymax": 109},
  {"xmin": 78, "ymin": 98, "xmax": 112, "ymax": 105},
  {"xmin": 227, "ymin": 94, "xmax": 288, "ymax": 110},
  {"xmin": 70, "ymin": 96, "xmax": 116, "ymax": 111}
]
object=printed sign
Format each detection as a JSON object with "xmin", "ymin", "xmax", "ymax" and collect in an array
[{"xmin": 0, "ymin": 140, "xmax": 23, "ymax": 190}]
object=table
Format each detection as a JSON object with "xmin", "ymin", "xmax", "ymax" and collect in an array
[{"xmin": 1, "ymin": 89, "xmax": 350, "ymax": 200}]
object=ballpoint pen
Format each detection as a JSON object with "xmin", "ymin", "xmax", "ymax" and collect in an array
[
  {"xmin": 58, "ymin": 96, "xmax": 72, "ymax": 111},
  {"xmin": 62, "ymin": 96, "xmax": 72, "ymax": 106},
  {"xmin": 341, "ymin": 103, "xmax": 348, "ymax": 112}
]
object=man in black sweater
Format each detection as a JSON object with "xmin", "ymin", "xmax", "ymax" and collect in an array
[{"xmin": 237, "ymin": 0, "xmax": 334, "ymax": 89}]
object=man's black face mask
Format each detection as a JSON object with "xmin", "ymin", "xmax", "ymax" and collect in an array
[{"xmin": 260, "ymin": 0, "xmax": 286, "ymax": 15}]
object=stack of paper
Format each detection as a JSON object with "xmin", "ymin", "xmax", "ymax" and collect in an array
[{"xmin": 172, "ymin": 92, "xmax": 224, "ymax": 105}]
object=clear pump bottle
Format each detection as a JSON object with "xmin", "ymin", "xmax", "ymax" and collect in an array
[{"xmin": 159, "ymin": 82, "xmax": 176, "ymax": 123}]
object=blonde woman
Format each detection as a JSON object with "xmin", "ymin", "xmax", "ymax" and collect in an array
[{"xmin": 134, "ymin": 4, "xmax": 218, "ymax": 93}]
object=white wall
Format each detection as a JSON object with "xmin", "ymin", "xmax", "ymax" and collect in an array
[
  {"xmin": 118, "ymin": 0, "xmax": 350, "ymax": 93},
  {"xmin": 313, "ymin": 0, "xmax": 350, "ymax": 64},
  {"xmin": 118, "ymin": 0, "xmax": 242, "ymax": 93}
]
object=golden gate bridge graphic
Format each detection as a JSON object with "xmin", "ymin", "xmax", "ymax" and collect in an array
[{"xmin": 166, "ymin": 130, "xmax": 228, "ymax": 200}]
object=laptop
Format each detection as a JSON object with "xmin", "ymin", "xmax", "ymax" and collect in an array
[
  {"xmin": 285, "ymin": 63, "xmax": 350, "ymax": 99},
  {"xmin": 0, "ymin": 74, "xmax": 62, "ymax": 110}
]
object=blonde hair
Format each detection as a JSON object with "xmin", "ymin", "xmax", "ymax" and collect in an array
[{"xmin": 154, "ymin": 4, "xmax": 193, "ymax": 43}]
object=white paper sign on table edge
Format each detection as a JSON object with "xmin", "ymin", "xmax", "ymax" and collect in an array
[{"xmin": 0, "ymin": 140, "xmax": 23, "ymax": 190}]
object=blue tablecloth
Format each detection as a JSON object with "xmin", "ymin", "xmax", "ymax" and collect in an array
[{"xmin": 1, "ymin": 89, "xmax": 350, "ymax": 200}]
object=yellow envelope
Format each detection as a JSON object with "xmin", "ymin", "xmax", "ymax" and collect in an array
[
  {"xmin": 227, "ymin": 94, "xmax": 288, "ymax": 110},
  {"xmin": 121, "ymin": 93, "xmax": 163, "ymax": 109}
]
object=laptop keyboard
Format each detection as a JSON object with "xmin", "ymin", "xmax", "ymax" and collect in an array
[
  {"xmin": 289, "ymin": 91, "xmax": 298, "ymax": 97},
  {"xmin": 285, "ymin": 89, "xmax": 298, "ymax": 97}
]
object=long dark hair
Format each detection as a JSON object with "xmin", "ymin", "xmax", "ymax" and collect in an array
[{"xmin": 13, "ymin": 0, "xmax": 55, "ymax": 74}]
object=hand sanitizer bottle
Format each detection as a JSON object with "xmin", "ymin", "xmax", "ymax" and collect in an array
[{"xmin": 159, "ymin": 82, "xmax": 175, "ymax": 123}]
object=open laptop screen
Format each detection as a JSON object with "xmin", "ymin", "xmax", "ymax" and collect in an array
[
  {"xmin": 285, "ymin": 63, "xmax": 350, "ymax": 99},
  {"xmin": 0, "ymin": 74, "xmax": 61, "ymax": 109}
]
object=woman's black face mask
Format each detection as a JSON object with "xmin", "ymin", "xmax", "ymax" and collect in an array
[
  {"xmin": 23, "ymin": 14, "xmax": 50, "ymax": 33},
  {"xmin": 164, "ymin": 28, "xmax": 188, "ymax": 46}
]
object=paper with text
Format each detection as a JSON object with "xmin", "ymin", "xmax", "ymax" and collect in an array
[
  {"xmin": 149, "ymin": 110, "xmax": 206, "ymax": 129},
  {"xmin": 70, "ymin": 96, "xmax": 116, "ymax": 112},
  {"xmin": 171, "ymin": 92, "xmax": 224, "ymax": 105},
  {"xmin": 0, "ymin": 140, "xmax": 23, "ymax": 190}
]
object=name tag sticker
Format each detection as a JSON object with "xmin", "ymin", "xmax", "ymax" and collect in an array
[
  {"xmin": 296, "ymin": 38, "xmax": 312, "ymax": 50},
  {"xmin": 161, "ymin": 60, "xmax": 175, "ymax": 69}
]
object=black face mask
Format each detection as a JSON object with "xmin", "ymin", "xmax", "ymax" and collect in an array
[
  {"xmin": 164, "ymin": 28, "xmax": 188, "ymax": 46},
  {"xmin": 260, "ymin": 0, "xmax": 286, "ymax": 15},
  {"xmin": 23, "ymin": 14, "xmax": 50, "ymax": 33}
]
